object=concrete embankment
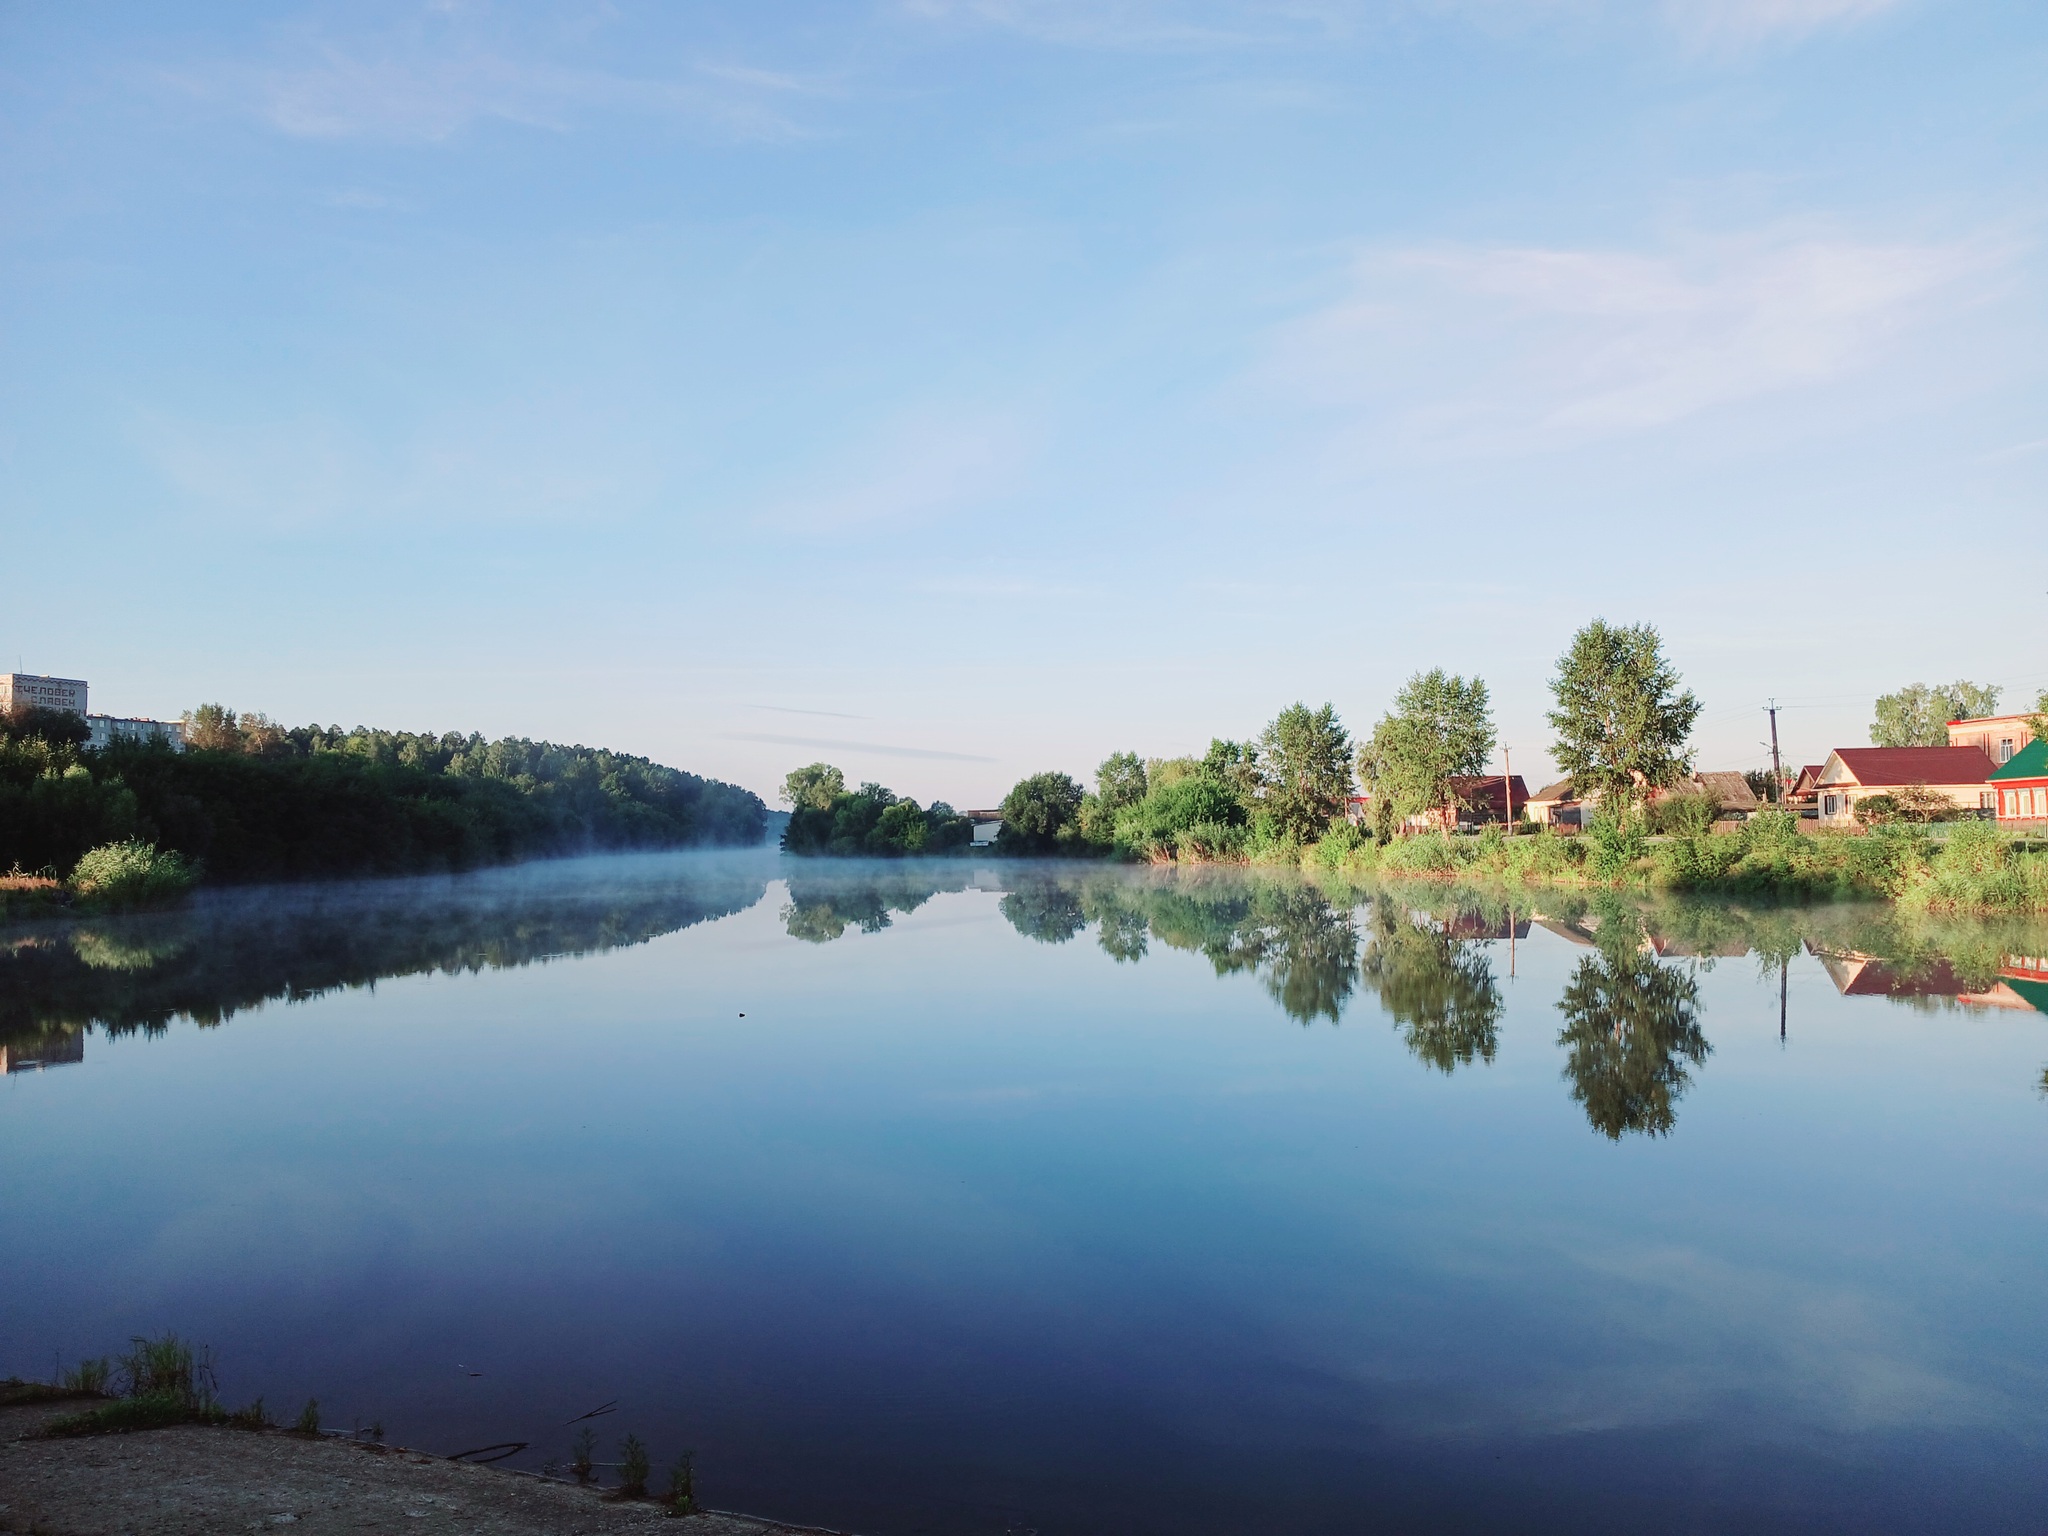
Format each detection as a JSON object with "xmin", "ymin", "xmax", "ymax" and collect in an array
[{"xmin": 1, "ymin": 1402, "xmax": 839, "ymax": 1536}]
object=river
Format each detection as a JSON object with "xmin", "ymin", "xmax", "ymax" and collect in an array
[{"xmin": 3, "ymin": 850, "xmax": 2045, "ymax": 1533}]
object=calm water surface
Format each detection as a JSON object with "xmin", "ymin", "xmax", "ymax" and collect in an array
[{"xmin": 4, "ymin": 851, "xmax": 2047, "ymax": 1534}]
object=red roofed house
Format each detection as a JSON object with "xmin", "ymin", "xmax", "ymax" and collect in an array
[
  {"xmin": 1948, "ymin": 713, "xmax": 2036, "ymax": 767},
  {"xmin": 1787, "ymin": 764, "xmax": 1826, "ymax": 812},
  {"xmin": 1809, "ymin": 747, "xmax": 1997, "ymax": 826},
  {"xmin": 1987, "ymin": 740, "xmax": 2048, "ymax": 828},
  {"xmin": 1347, "ymin": 774, "xmax": 1530, "ymax": 831}
]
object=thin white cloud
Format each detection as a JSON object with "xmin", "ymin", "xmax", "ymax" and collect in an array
[
  {"xmin": 725, "ymin": 732, "xmax": 996, "ymax": 763},
  {"xmin": 158, "ymin": 20, "xmax": 831, "ymax": 145},
  {"xmin": 901, "ymin": 0, "xmax": 1908, "ymax": 48},
  {"xmin": 1666, "ymin": 0, "xmax": 1909, "ymax": 49},
  {"xmin": 757, "ymin": 411, "xmax": 1032, "ymax": 534},
  {"xmin": 1260, "ymin": 226, "xmax": 2000, "ymax": 455}
]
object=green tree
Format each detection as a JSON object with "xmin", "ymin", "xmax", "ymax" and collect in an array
[
  {"xmin": 1256, "ymin": 703, "xmax": 1352, "ymax": 842},
  {"xmin": 1357, "ymin": 670, "xmax": 1495, "ymax": 830},
  {"xmin": 1547, "ymin": 620, "xmax": 1701, "ymax": 806},
  {"xmin": 780, "ymin": 762, "xmax": 845, "ymax": 811},
  {"xmin": 1095, "ymin": 751, "xmax": 1148, "ymax": 813},
  {"xmin": 996, "ymin": 771, "xmax": 1086, "ymax": 854},
  {"xmin": 1870, "ymin": 681, "xmax": 2003, "ymax": 747}
]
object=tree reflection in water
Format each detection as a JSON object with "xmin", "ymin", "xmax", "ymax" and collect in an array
[
  {"xmin": 1361, "ymin": 901, "xmax": 1503, "ymax": 1072},
  {"xmin": 1556, "ymin": 917, "xmax": 1709, "ymax": 1139}
]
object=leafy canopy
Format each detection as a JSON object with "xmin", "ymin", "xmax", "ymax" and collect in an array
[
  {"xmin": 996, "ymin": 771, "xmax": 1087, "ymax": 854},
  {"xmin": 1870, "ymin": 681, "xmax": 2002, "ymax": 747},
  {"xmin": 1358, "ymin": 670, "xmax": 1495, "ymax": 825},
  {"xmin": 781, "ymin": 762, "xmax": 846, "ymax": 811},
  {"xmin": 1547, "ymin": 620, "xmax": 1700, "ymax": 805},
  {"xmin": 1256, "ymin": 703, "xmax": 1352, "ymax": 843}
]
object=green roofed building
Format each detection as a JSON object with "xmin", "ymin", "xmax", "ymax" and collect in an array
[{"xmin": 1987, "ymin": 739, "xmax": 2048, "ymax": 826}]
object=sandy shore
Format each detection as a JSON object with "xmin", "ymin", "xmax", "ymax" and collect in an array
[{"xmin": 0, "ymin": 1402, "xmax": 845, "ymax": 1536}]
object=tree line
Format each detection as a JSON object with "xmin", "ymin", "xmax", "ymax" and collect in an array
[
  {"xmin": 0, "ymin": 703, "xmax": 766, "ymax": 884},
  {"xmin": 781, "ymin": 618, "xmax": 1705, "ymax": 861}
]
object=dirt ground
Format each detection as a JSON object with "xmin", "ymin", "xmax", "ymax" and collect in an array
[{"xmin": 0, "ymin": 1403, "xmax": 846, "ymax": 1536}]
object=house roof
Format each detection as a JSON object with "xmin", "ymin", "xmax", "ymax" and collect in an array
[
  {"xmin": 1823, "ymin": 746, "xmax": 1996, "ymax": 788},
  {"xmin": 1692, "ymin": 770, "xmax": 1760, "ymax": 810},
  {"xmin": 1529, "ymin": 779, "xmax": 1575, "ymax": 803},
  {"xmin": 1988, "ymin": 738, "xmax": 2048, "ymax": 782}
]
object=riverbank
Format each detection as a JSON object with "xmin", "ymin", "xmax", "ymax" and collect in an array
[
  {"xmin": 1293, "ymin": 812, "xmax": 2048, "ymax": 914},
  {"xmin": 0, "ymin": 1397, "xmax": 840, "ymax": 1536}
]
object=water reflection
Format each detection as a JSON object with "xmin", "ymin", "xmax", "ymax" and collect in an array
[
  {"xmin": 8, "ymin": 856, "xmax": 2048, "ymax": 1139},
  {"xmin": 0, "ymin": 853, "xmax": 771, "ymax": 1069},
  {"xmin": 1361, "ymin": 901, "xmax": 1504, "ymax": 1072},
  {"xmin": 1554, "ymin": 914, "xmax": 1710, "ymax": 1139}
]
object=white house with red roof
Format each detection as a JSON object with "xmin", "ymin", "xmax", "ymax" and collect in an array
[{"xmin": 1809, "ymin": 746, "xmax": 1997, "ymax": 825}]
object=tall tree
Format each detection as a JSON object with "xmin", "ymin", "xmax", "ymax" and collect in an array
[
  {"xmin": 1357, "ymin": 669, "xmax": 1495, "ymax": 829},
  {"xmin": 1256, "ymin": 703, "xmax": 1353, "ymax": 842},
  {"xmin": 1547, "ymin": 621, "xmax": 1701, "ymax": 805},
  {"xmin": 1870, "ymin": 681, "xmax": 2003, "ymax": 747},
  {"xmin": 780, "ymin": 762, "xmax": 845, "ymax": 811},
  {"xmin": 996, "ymin": 771, "xmax": 1086, "ymax": 854},
  {"xmin": 1094, "ymin": 751, "xmax": 1148, "ymax": 813}
]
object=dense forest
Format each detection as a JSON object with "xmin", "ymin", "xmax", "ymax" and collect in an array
[{"xmin": 0, "ymin": 704, "xmax": 766, "ymax": 885}]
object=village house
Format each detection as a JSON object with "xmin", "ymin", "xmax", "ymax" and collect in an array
[
  {"xmin": 1948, "ymin": 712, "xmax": 2037, "ymax": 767},
  {"xmin": 1988, "ymin": 740, "xmax": 2048, "ymax": 828},
  {"xmin": 1525, "ymin": 779, "xmax": 1583, "ymax": 827},
  {"xmin": 1787, "ymin": 764, "xmax": 1826, "ymax": 814},
  {"xmin": 1807, "ymin": 746, "xmax": 1997, "ymax": 825},
  {"xmin": 1347, "ymin": 774, "xmax": 1530, "ymax": 831}
]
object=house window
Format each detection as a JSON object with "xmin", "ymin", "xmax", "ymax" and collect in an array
[
  {"xmin": 1823, "ymin": 794, "xmax": 1838, "ymax": 817},
  {"xmin": 2000, "ymin": 739, "xmax": 2014, "ymax": 763}
]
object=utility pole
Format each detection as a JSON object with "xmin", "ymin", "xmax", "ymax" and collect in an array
[
  {"xmin": 1502, "ymin": 746, "xmax": 1513, "ymax": 828},
  {"xmin": 1766, "ymin": 700, "xmax": 1784, "ymax": 804}
]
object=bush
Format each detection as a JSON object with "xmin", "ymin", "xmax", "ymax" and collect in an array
[
  {"xmin": 1648, "ymin": 792, "xmax": 1718, "ymax": 838},
  {"xmin": 67, "ymin": 841, "xmax": 198, "ymax": 910},
  {"xmin": 1853, "ymin": 794, "xmax": 1902, "ymax": 826},
  {"xmin": 1585, "ymin": 807, "xmax": 1648, "ymax": 881}
]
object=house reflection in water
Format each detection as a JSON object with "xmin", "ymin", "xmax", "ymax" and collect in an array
[
  {"xmin": 1809, "ymin": 946, "xmax": 2048, "ymax": 1014},
  {"xmin": 1, "ymin": 1031, "xmax": 84, "ymax": 1073}
]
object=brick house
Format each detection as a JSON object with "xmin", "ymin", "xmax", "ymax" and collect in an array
[
  {"xmin": 1948, "ymin": 713, "xmax": 2037, "ymax": 768},
  {"xmin": 1988, "ymin": 740, "xmax": 2048, "ymax": 827}
]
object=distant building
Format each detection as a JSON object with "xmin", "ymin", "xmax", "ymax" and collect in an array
[
  {"xmin": 1809, "ymin": 746, "xmax": 1997, "ymax": 824},
  {"xmin": 0, "ymin": 1032, "xmax": 84, "ymax": 1073},
  {"xmin": 1948, "ymin": 713, "xmax": 2037, "ymax": 766},
  {"xmin": 1525, "ymin": 779, "xmax": 1583, "ymax": 827},
  {"xmin": 86, "ymin": 714, "xmax": 185, "ymax": 752},
  {"xmin": 1685, "ymin": 771, "xmax": 1761, "ymax": 815},
  {"xmin": 1346, "ymin": 775, "xmax": 1530, "ymax": 830},
  {"xmin": 1988, "ymin": 740, "xmax": 2048, "ymax": 826},
  {"xmin": 1787, "ymin": 764, "xmax": 1826, "ymax": 813},
  {"xmin": 0, "ymin": 672, "xmax": 87, "ymax": 715}
]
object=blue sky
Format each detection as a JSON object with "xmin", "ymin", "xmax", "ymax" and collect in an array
[{"xmin": 3, "ymin": 0, "xmax": 2044, "ymax": 804}]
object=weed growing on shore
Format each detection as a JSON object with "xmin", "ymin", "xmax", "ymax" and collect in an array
[
  {"xmin": 228, "ymin": 1397, "xmax": 273, "ymax": 1430},
  {"xmin": 61, "ymin": 1357, "xmax": 109, "ymax": 1395},
  {"xmin": 618, "ymin": 1433, "xmax": 651, "ymax": 1497},
  {"xmin": 293, "ymin": 1399, "xmax": 321, "ymax": 1435},
  {"xmin": 570, "ymin": 1426, "xmax": 596, "ymax": 1483},
  {"xmin": 666, "ymin": 1451, "xmax": 698, "ymax": 1515}
]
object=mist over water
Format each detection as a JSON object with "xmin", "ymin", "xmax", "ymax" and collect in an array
[{"xmin": 4, "ymin": 852, "xmax": 2047, "ymax": 1534}]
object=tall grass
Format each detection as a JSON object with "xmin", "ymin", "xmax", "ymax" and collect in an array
[{"xmin": 1304, "ymin": 810, "xmax": 2048, "ymax": 913}]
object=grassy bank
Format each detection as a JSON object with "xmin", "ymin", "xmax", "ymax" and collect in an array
[{"xmin": 1292, "ymin": 811, "xmax": 2048, "ymax": 915}]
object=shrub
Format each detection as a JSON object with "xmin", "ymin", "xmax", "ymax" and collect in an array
[
  {"xmin": 666, "ymin": 1452, "xmax": 698, "ymax": 1515},
  {"xmin": 1648, "ymin": 792, "xmax": 1718, "ymax": 838},
  {"xmin": 67, "ymin": 841, "xmax": 198, "ymax": 911},
  {"xmin": 1585, "ymin": 807, "xmax": 1648, "ymax": 881},
  {"xmin": 618, "ymin": 1433, "xmax": 651, "ymax": 1497},
  {"xmin": 294, "ymin": 1398, "xmax": 320, "ymax": 1435},
  {"xmin": 1853, "ymin": 794, "xmax": 1902, "ymax": 826}
]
